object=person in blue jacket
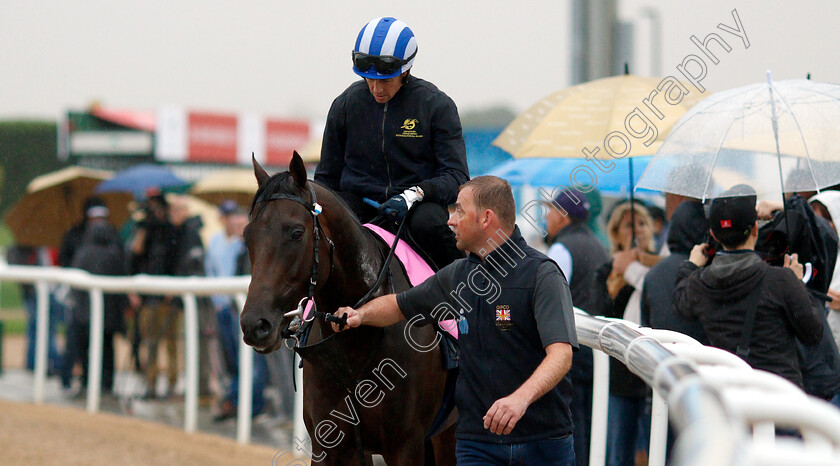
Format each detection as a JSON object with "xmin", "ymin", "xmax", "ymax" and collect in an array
[{"xmin": 315, "ymin": 16, "xmax": 469, "ymax": 269}]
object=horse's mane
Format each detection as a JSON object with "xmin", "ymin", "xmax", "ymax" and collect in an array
[
  {"xmin": 249, "ymin": 171, "xmax": 363, "ymax": 226},
  {"xmin": 249, "ymin": 171, "xmax": 295, "ymax": 216}
]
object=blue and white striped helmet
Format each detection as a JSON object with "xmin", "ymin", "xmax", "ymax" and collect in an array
[{"xmin": 352, "ymin": 17, "xmax": 417, "ymax": 79}]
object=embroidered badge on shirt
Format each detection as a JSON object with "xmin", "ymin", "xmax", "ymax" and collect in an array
[
  {"xmin": 495, "ymin": 305, "xmax": 513, "ymax": 330},
  {"xmin": 396, "ymin": 118, "xmax": 422, "ymax": 138}
]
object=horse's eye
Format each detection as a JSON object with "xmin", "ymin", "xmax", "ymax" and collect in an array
[{"xmin": 291, "ymin": 230, "xmax": 304, "ymax": 241}]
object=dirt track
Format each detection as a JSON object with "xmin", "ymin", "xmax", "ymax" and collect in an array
[{"xmin": 0, "ymin": 400, "xmax": 305, "ymax": 465}]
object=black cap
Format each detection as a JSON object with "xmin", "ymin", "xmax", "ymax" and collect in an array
[
  {"xmin": 544, "ymin": 188, "xmax": 590, "ymax": 220},
  {"xmin": 709, "ymin": 184, "xmax": 757, "ymax": 247}
]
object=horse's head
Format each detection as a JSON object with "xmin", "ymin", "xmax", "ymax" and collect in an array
[{"xmin": 240, "ymin": 151, "xmax": 333, "ymax": 353}]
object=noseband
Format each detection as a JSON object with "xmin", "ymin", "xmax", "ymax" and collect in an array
[{"xmin": 252, "ymin": 182, "xmax": 335, "ymax": 336}]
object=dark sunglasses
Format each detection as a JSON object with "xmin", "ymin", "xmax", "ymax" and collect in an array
[{"xmin": 352, "ymin": 48, "xmax": 417, "ymax": 75}]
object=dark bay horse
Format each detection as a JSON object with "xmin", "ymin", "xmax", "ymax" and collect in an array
[{"xmin": 240, "ymin": 152, "xmax": 455, "ymax": 465}]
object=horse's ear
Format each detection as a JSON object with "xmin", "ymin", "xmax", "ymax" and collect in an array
[
  {"xmin": 289, "ymin": 151, "xmax": 307, "ymax": 189},
  {"xmin": 252, "ymin": 153, "xmax": 270, "ymax": 187}
]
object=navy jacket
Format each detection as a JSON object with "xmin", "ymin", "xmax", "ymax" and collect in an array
[
  {"xmin": 315, "ymin": 76, "xmax": 469, "ymax": 205},
  {"xmin": 398, "ymin": 228, "xmax": 578, "ymax": 443},
  {"xmin": 641, "ymin": 201, "xmax": 709, "ymax": 344}
]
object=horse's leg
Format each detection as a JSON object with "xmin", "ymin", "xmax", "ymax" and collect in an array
[
  {"xmin": 381, "ymin": 438, "xmax": 426, "ymax": 466},
  {"xmin": 431, "ymin": 412, "xmax": 458, "ymax": 466},
  {"xmin": 309, "ymin": 450, "xmax": 372, "ymax": 466}
]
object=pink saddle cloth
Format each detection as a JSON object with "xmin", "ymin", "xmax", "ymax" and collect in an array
[{"xmin": 364, "ymin": 223, "xmax": 458, "ymax": 339}]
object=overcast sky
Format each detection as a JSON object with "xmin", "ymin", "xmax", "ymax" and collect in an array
[{"xmin": 1, "ymin": 0, "xmax": 838, "ymax": 122}]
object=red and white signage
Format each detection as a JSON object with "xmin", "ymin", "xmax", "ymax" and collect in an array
[
  {"xmin": 266, "ymin": 119, "xmax": 310, "ymax": 166},
  {"xmin": 155, "ymin": 106, "xmax": 318, "ymax": 166},
  {"xmin": 187, "ymin": 112, "xmax": 238, "ymax": 163}
]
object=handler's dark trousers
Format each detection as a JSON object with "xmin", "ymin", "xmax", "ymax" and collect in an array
[{"xmin": 338, "ymin": 191, "xmax": 464, "ymax": 270}]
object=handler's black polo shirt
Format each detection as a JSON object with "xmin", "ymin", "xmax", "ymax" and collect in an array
[{"xmin": 396, "ymin": 227, "xmax": 578, "ymax": 443}]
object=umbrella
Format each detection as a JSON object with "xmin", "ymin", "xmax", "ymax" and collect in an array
[
  {"xmin": 486, "ymin": 156, "xmax": 656, "ymax": 196},
  {"xmin": 298, "ymin": 137, "xmax": 322, "ymax": 163},
  {"xmin": 4, "ymin": 166, "xmax": 132, "ymax": 247},
  {"xmin": 190, "ymin": 168, "xmax": 257, "ymax": 207},
  {"xmin": 95, "ymin": 164, "xmax": 188, "ymax": 197},
  {"xmin": 636, "ymin": 74, "xmax": 840, "ymax": 200},
  {"xmin": 492, "ymin": 73, "xmax": 701, "ymax": 244},
  {"xmin": 493, "ymin": 74, "xmax": 703, "ymax": 159}
]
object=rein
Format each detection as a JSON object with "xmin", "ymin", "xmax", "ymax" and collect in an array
[
  {"xmin": 254, "ymin": 181, "xmax": 409, "ymax": 466},
  {"xmin": 253, "ymin": 181, "xmax": 408, "ymax": 344}
]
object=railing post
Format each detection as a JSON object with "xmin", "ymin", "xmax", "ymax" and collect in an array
[
  {"xmin": 235, "ymin": 292, "xmax": 253, "ymax": 445},
  {"xmin": 86, "ymin": 287, "xmax": 104, "ymax": 413},
  {"xmin": 183, "ymin": 293, "xmax": 199, "ymax": 433},
  {"xmin": 33, "ymin": 281, "xmax": 49, "ymax": 404},
  {"xmin": 590, "ymin": 349, "xmax": 610, "ymax": 466},
  {"xmin": 294, "ymin": 353, "xmax": 308, "ymax": 448},
  {"xmin": 649, "ymin": 390, "xmax": 669, "ymax": 466}
]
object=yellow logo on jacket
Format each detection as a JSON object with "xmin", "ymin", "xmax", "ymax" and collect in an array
[{"xmin": 397, "ymin": 118, "xmax": 422, "ymax": 138}]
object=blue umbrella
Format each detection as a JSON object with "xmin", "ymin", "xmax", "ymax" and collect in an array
[
  {"xmin": 95, "ymin": 164, "xmax": 188, "ymax": 197},
  {"xmin": 486, "ymin": 156, "xmax": 656, "ymax": 196}
]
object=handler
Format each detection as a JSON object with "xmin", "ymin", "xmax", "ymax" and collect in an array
[
  {"xmin": 333, "ymin": 176, "xmax": 578, "ymax": 465},
  {"xmin": 315, "ymin": 16, "xmax": 468, "ymax": 269}
]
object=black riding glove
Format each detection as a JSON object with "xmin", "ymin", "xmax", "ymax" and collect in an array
[{"xmin": 379, "ymin": 186, "xmax": 424, "ymax": 223}]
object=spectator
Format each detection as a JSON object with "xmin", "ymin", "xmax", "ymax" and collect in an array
[
  {"xmin": 641, "ymin": 201, "xmax": 709, "ymax": 344},
  {"xmin": 67, "ymin": 209, "xmax": 128, "ymax": 394},
  {"xmin": 168, "ymin": 195, "xmax": 204, "ymax": 276},
  {"xmin": 543, "ymin": 187, "xmax": 609, "ymax": 466},
  {"xmin": 59, "ymin": 196, "xmax": 118, "ymax": 267},
  {"xmin": 129, "ymin": 194, "xmax": 180, "ymax": 399},
  {"xmin": 7, "ymin": 245, "xmax": 63, "ymax": 377},
  {"xmin": 315, "ymin": 16, "xmax": 469, "ymax": 270},
  {"xmin": 205, "ymin": 199, "xmax": 269, "ymax": 421},
  {"xmin": 674, "ymin": 184, "xmax": 823, "ymax": 388},
  {"xmin": 809, "ymin": 191, "xmax": 840, "ymax": 348},
  {"xmin": 593, "ymin": 201, "xmax": 659, "ymax": 466},
  {"xmin": 754, "ymin": 194, "xmax": 840, "ymax": 402},
  {"xmin": 335, "ymin": 176, "xmax": 578, "ymax": 465},
  {"xmin": 647, "ymin": 205, "xmax": 667, "ymax": 253},
  {"xmin": 639, "ymin": 200, "xmax": 709, "ymax": 461}
]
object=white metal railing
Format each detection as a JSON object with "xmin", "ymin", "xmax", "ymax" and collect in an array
[
  {"xmin": 5, "ymin": 263, "xmax": 840, "ymax": 464},
  {"xmin": 0, "ymin": 264, "xmax": 255, "ymax": 442},
  {"xmin": 576, "ymin": 309, "xmax": 840, "ymax": 465}
]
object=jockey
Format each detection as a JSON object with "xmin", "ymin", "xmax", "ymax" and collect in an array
[{"xmin": 315, "ymin": 16, "xmax": 468, "ymax": 269}]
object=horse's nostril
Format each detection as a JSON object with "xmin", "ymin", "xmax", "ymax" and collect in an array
[{"xmin": 254, "ymin": 318, "xmax": 273, "ymax": 341}]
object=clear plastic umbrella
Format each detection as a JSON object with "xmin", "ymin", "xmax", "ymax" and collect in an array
[{"xmin": 637, "ymin": 73, "xmax": 840, "ymax": 200}]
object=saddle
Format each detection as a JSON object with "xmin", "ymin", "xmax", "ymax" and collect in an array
[{"xmin": 363, "ymin": 223, "xmax": 458, "ymax": 342}]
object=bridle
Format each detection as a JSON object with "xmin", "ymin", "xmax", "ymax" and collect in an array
[
  {"xmin": 251, "ymin": 181, "xmax": 335, "ymax": 339},
  {"xmin": 252, "ymin": 178, "xmax": 407, "ymax": 466},
  {"xmin": 251, "ymin": 178, "xmax": 409, "ymax": 347}
]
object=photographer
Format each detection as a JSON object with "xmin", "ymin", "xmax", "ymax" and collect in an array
[
  {"xmin": 673, "ymin": 185, "xmax": 823, "ymax": 388},
  {"xmin": 129, "ymin": 194, "xmax": 180, "ymax": 399}
]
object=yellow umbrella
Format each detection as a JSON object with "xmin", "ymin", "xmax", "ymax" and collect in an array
[
  {"xmin": 298, "ymin": 136, "xmax": 322, "ymax": 163},
  {"xmin": 493, "ymin": 74, "xmax": 704, "ymax": 159},
  {"xmin": 190, "ymin": 168, "xmax": 257, "ymax": 207},
  {"xmin": 4, "ymin": 166, "xmax": 132, "ymax": 247}
]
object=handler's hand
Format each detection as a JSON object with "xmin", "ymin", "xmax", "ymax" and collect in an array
[
  {"xmin": 784, "ymin": 253, "xmax": 804, "ymax": 280},
  {"xmin": 689, "ymin": 243, "xmax": 709, "ymax": 267},
  {"xmin": 483, "ymin": 393, "xmax": 529, "ymax": 435},
  {"xmin": 332, "ymin": 307, "xmax": 361, "ymax": 332}
]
